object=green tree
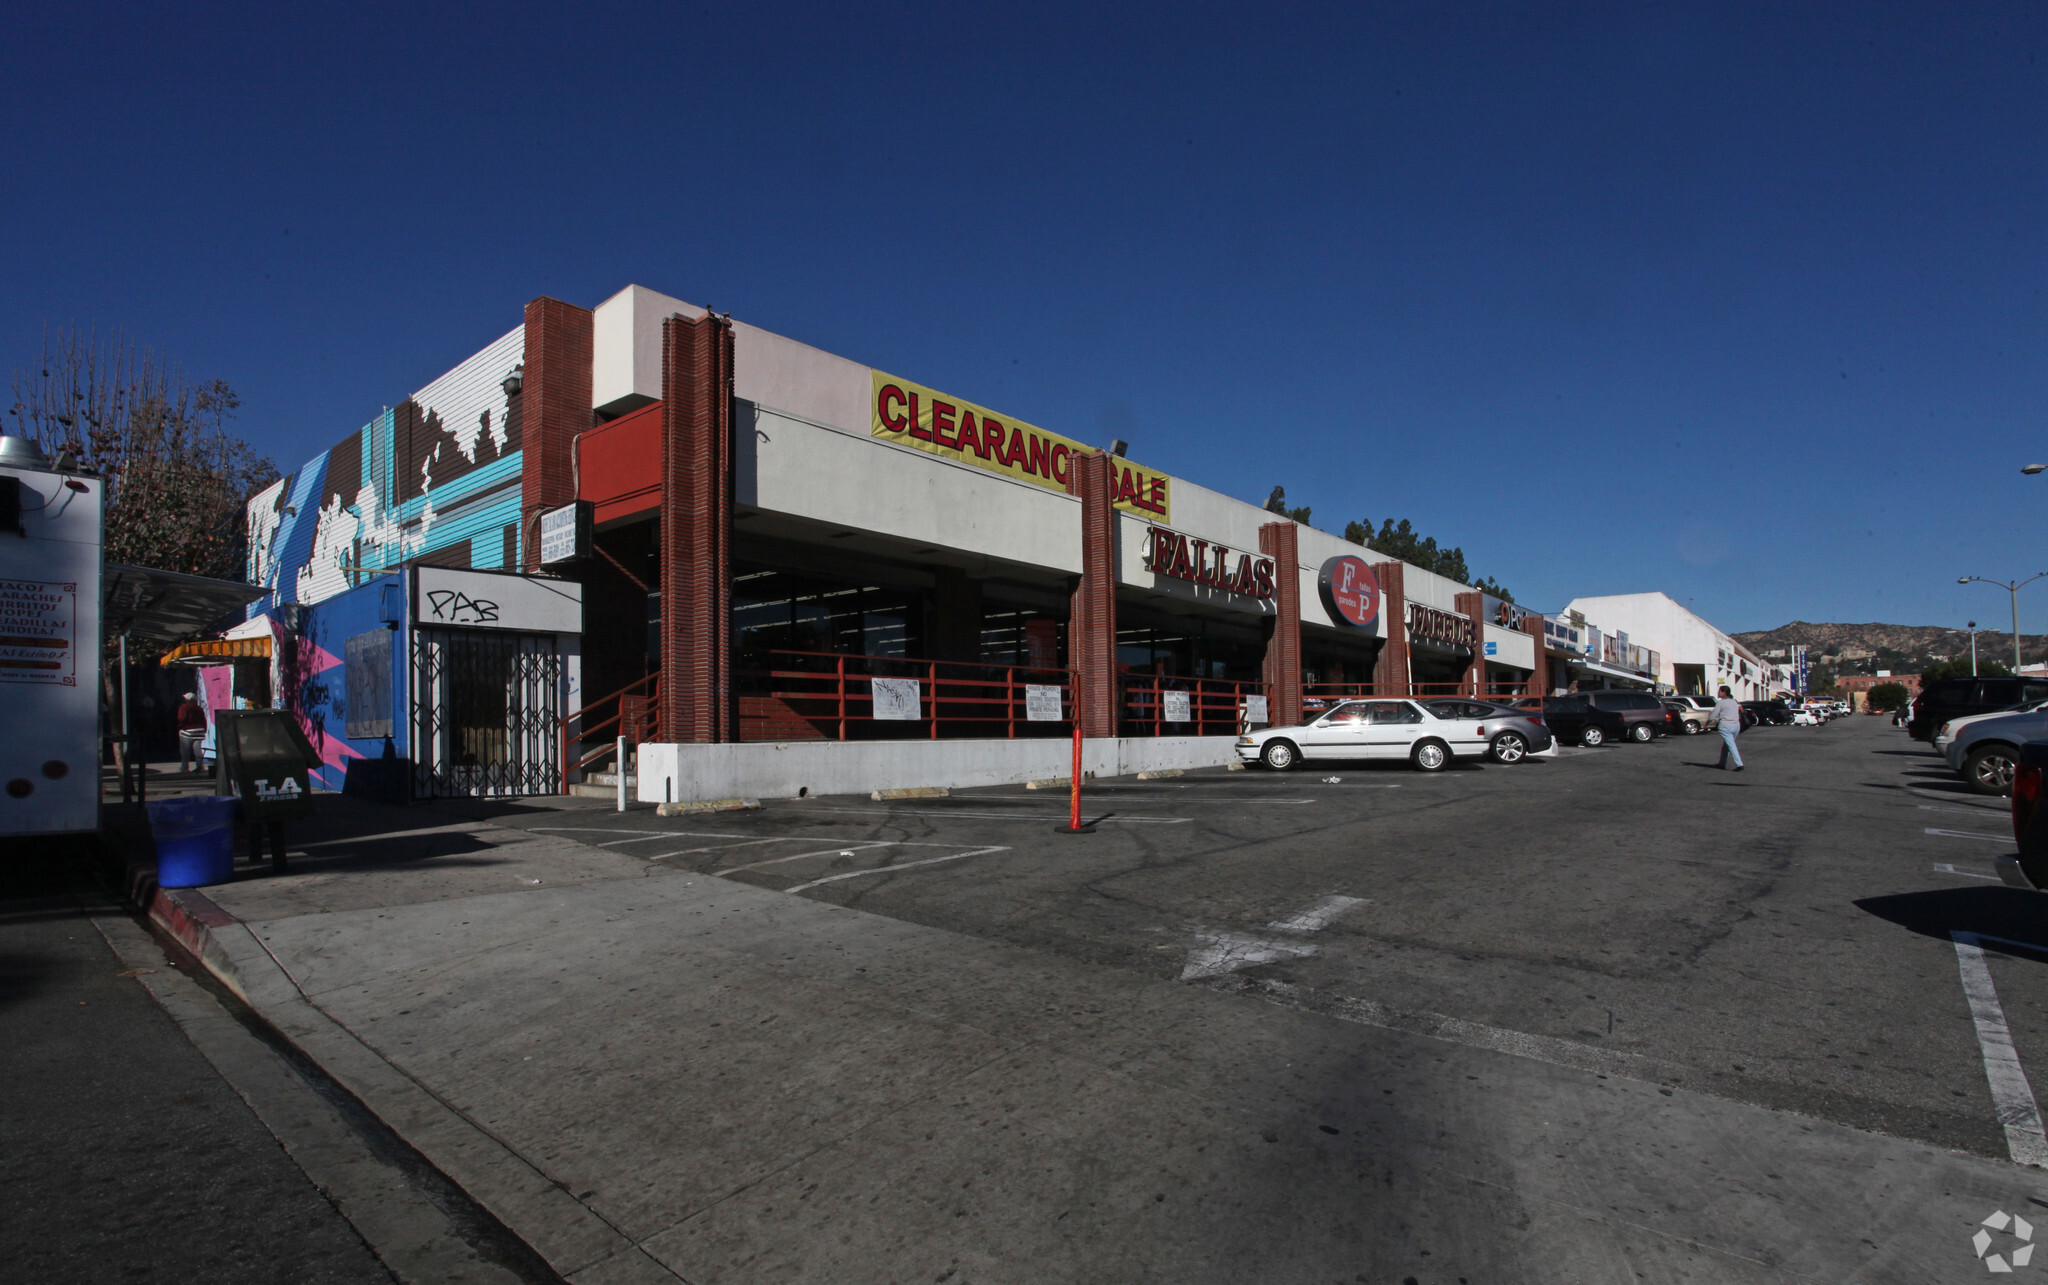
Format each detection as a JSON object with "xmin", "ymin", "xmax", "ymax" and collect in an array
[
  {"xmin": 1472, "ymin": 575, "xmax": 1514, "ymax": 603},
  {"xmin": 1263, "ymin": 485, "xmax": 1311, "ymax": 525},
  {"xmin": 1919, "ymin": 658, "xmax": 2011, "ymax": 683},
  {"xmin": 1866, "ymin": 681, "xmax": 1911, "ymax": 712}
]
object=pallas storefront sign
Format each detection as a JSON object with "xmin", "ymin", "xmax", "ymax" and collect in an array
[
  {"xmin": 1142, "ymin": 525, "xmax": 1275, "ymax": 599},
  {"xmin": 1317, "ymin": 555, "xmax": 1380, "ymax": 629},
  {"xmin": 872, "ymin": 372, "xmax": 1171, "ymax": 521}
]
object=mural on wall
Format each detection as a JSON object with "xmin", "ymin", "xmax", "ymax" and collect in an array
[{"xmin": 246, "ymin": 325, "xmax": 527, "ymax": 616}]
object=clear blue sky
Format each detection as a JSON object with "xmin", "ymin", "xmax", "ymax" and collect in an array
[{"xmin": 3, "ymin": 2, "xmax": 2042, "ymax": 634}]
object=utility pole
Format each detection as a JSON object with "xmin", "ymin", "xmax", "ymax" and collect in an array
[{"xmin": 1960, "ymin": 574, "xmax": 2047, "ymax": 673}]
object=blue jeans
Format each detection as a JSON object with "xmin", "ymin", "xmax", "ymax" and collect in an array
[{"xmin": 1718, "ymin": 726, "xmax": 1743, "ymax": 769}]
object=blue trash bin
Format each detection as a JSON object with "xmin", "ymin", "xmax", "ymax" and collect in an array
[{"xmin": 148, "ymin": 795, "xmax": 240, "ymax": 888}]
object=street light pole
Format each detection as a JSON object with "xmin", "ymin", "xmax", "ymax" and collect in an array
[
  {"xmin": 1969, "ymin": 621, "xmax": 1978, "ymax": 677},
  {"xmin": 1959, "ymin": 574, "xmax": 2048, "ymax": 673}
]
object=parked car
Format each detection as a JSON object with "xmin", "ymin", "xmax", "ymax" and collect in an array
[
  {"xmin": 1933, "ymin": 697, "xmax": 2048, "ymax": 758},
  {"xmin": 1580, "ymin": 690, "xmax": 1669, "ymax": 742},
  {"xmin": 1789, "ymin": 707, "xmax": 1823, "ymax": 726},
  {"xmin": 1999, "ymin": 743, "xmax": 2048, "ymax": 891},
  {"xmin": 1943, "ymin": 706, "xmax": 2048, "ymax": 795},
  {"xmin": 1418, "ymin": 698, "xmax": 1555, "ymax": 763},
  {"xmin": 1236, "ymin": 698, "xmax": 1494, "ymax": 772},
  {"xmin": 1522, "ymin": 694, "xmax": 1631, "ymax": 747},
  {"xmin": 1909, "ymin": 677, "xmax": 2048, "ymax": 742},
  {"xmin": 1662, "ymin": 698, "xmax": 1708, "ymax": 734},
  {"xmin": 1741, "ymin": 700, "xmax": 1792, "ymax": 726}
]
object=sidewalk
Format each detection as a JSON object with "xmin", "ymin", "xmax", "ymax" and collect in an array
[{"xmin": 130, "ymin": 791, "xmax": 2038, "ymax": 1283}]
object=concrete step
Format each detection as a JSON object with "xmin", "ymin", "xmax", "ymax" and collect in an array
[{"xmin": 568, "ymin": 774, "xmax": 637, "ymax": 799}]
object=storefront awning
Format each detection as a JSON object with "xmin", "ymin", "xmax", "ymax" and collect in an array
[
  {"xmin": 1566, "ymin": 656, "xmax": 1657, "ymax": 687},
  {"xmin": 159, "ymin": 636, "xmax": 273, "ymax": 667}
]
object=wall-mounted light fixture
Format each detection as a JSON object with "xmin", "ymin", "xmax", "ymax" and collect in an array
[
  {"xmin": 502, "ymin": 365, "xmax": 524, "ymax": 397},
  {"xmin": 1110, "ymin": 439, "xmax": 1129, "ymax": 457}
]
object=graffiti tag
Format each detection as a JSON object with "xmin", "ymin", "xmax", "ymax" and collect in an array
[{"xmin": 425, "ymin": 590, "xmax": 500, "ymax": 624}]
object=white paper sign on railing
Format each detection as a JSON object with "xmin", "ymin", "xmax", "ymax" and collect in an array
[
  {"xmin": 1163, "ymin": 690, "xmax": 1192, "ymax": 722},
  {"xmin": 1024, "ymin": 684, "xmax": 1064, "ymax": 722},
  {"xmin": 871, "ymin": 677, "xmax": 922, "ymax": 721},
  {"xmin": 1242, "ymin": 695, "xmax": 1269, "ymax": 724}
]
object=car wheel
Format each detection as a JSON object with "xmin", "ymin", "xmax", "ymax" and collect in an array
[
  {"xmin": 1628, "ymin": 722, "xmax": 1654, "ymax": 743},
  {"xmin": 1410, "ymin": 740, "xmax": 1449, "ymax": 772},
  {"xmin": 1579, "ymin": 725, "xmax": 1605, "ymax": 747},
  {"xmin": 1965, "ymin": 745, "xmax": 2018, "ymax": 796},
  {"xmin": 1260, "ymin": 739, "xmax": 1299, "ymax": 772},
  {"xmin": 1490, "ymin": 732, "xmax": 1528, "ymax": 764}
]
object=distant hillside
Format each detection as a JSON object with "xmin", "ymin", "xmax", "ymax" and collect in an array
[{"xmin": 1734, "ymin": 621, "xmax": 2048, "ymax": 667}]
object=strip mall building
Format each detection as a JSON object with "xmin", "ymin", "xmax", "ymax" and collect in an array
[{"xmin": 238, "ymin": 285, "xmax": 1665, "ymax": 803}]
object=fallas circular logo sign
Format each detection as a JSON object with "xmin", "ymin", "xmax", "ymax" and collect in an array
[{"xmin": 1318, "ymin": 556, "xmax": 1380, "ymax": 629}]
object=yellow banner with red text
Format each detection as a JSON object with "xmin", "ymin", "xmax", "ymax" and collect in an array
[{"xmin": 870, "ymin": 371, "xmax": 1171, "ymax": 523}]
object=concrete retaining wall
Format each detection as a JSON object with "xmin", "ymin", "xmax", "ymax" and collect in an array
[{"xmin": 637, "ymin": 736, "xmax": 1241, "ymax": 804}]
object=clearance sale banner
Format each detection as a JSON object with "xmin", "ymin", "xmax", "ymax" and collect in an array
[{"xmin": 871, "ymin": 371, "xmax": 1171, "ymax": 522}]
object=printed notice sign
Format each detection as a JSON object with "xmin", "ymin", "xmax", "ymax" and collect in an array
[
  {"xmin": 1163, "ymin": 689, "xmax": 1192, "ymax": 723},
  {"xmin": 871, "ymin": 676, "xmax": 922, "ymax": 721},
  {"xmin": 1024, "ymin": 684, "xmax": 1064, "ymax": 722},
  {"xmin": 0, "ymin": 579, "xmax": 76, "ymax": 686},
  {"xmin": 1242, "ymin": 694, "xmax": 1269, "ymax": 724}
]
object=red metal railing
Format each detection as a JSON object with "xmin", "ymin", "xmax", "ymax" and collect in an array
[
  {"xmin": 1119, "ymin": 675, "xmax": 1269, "ymax": 737},
  {"xmin": 561, "ymin": 671, "xmax": 661, "ymax": 779},
  {"xmin": 1303, "ymin": 680, "xmax": 1534, "ymax": 710},
  {"xmin": 737, "ymin": 649, "xmax": 1073, "ymax": 741}
]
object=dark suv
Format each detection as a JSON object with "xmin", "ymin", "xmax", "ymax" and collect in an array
[
  {"xmin": 1582, "ymin": 690, "xmax": 1669, "ymax": 743},
  {"xmin": 1910, "ymin": 677, "xmax": 2048, "ymax": 742},
  {"xmin": 1528, "ymin": 691, "xmax": 1662, "ymax": 746}
]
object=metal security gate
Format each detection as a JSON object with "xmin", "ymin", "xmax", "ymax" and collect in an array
[{"xmin": 411, "ymin": 628, "xmax": 563, "ymax": 798}]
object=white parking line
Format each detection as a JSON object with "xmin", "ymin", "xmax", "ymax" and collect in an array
[
  {"xmin": 1920, "ymin": 804, "xmax": 2009, "ymax": 818},
  {"xmin": 785, "ymin": 846, "xmax": 1012, "ymax": 893},
  {"xmin": 793, "ymin": 806, "xmax": 1196, "ymax": 824},
  {"xmin": 1928, "ymin": 828, "xmax": 2014, "ymax": 844},
  {"xmin": 1934, "ymin": 863, "xmax": 2004, "ymax": 882},
  {"xmin": 717, "ymin": 841, "xmax": 901, "ymax": 875},
  {"xmin": 1952, "ymin": 932, "xmax": 2048, "ymax": 1167}
]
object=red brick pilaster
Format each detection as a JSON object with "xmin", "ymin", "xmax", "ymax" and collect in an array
[
  {"xmin": 1372, "ymin": 562, "xmax": 1409, "ymax": 697},
  {"xmin": 1520, "ymin": 614, "xmax": 1548, "ymax": 696},
  {"xmin": 519, "ymin": 298, "xmax": 593, "ymax": 571},
  {"xmin": 1454, "ymin": 591, "xmax": 1487, "ymax": 697},
  {"xmin": 658, "ymin": 313, "xmax": 735, "ymax": 744},
  {"xmin": 1067, "ymin": 451, "xmax": 1118, "ymax": 738},
  {"xmin": 1259, "ymin": 522, "xmax": 1302, "ymax": 727}
]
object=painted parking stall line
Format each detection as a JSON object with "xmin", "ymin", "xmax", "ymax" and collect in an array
[
  {"xmin": 793, "ymin": 805, "xmax": 1197, "ymax": 824},
  {"xmin": 1927, "ymin": 828, "xmax": 2015, "ymax": 844},
  {"xmin": 1952, "ymin": 932, "xmax": 2048, "ymax": 1168},
  {"xmin": 785, "ymin": 846, "xmax": 1012, "ymax": 893},
  {"xmin": 1934, "ymin": 863, "xmax": 2003, "ymax": 882}
]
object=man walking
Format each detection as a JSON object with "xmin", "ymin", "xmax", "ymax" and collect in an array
[
  {"xmin": 175, "ymin": 692, "xmax": 207, "ymax": 774},
  {"xmin": 1709, "ymin": 684, "xmax": 1745, "ymax": 772}
]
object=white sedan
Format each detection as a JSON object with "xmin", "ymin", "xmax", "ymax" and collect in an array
[{"xmin": 1235, "ymin": 699, "xmax": 1492, "ymax": 772}]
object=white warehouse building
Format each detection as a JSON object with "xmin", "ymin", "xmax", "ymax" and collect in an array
[{"xmin": 1563, "ymin": 592, "xmax": 1775, "ymax": 701}]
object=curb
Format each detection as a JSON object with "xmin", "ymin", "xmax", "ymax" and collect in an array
[
  {"xmin": 870, "ymin": 787, "xmax": 948, "ymax": 801},
  {"xmin": 654, "ymin": 798, "xmax": 760, "ymax": 816}
]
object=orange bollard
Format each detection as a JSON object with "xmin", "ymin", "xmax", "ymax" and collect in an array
[{"xmin": 1059, "ymin": 718, "xmax": 1092, "ymax": 833}]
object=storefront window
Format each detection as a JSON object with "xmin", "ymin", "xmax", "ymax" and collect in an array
[{"xmin": 733, "ymin": 569, "xmax": 925, "ymax": 667}]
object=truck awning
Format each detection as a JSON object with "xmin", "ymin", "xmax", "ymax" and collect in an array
[{"xmin": 103, "ymin": 564, "xmax": 268, "ymax": 647}]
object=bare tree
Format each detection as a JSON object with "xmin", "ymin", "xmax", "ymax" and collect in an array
[{"xmin": 8, "ymin": 326, "xmax": 277, "ymax": 581}]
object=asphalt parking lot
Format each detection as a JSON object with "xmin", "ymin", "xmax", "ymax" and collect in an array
[{"xmin": 475, "ymin": 714, "xmax": 2048, "ymax": 1166}]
